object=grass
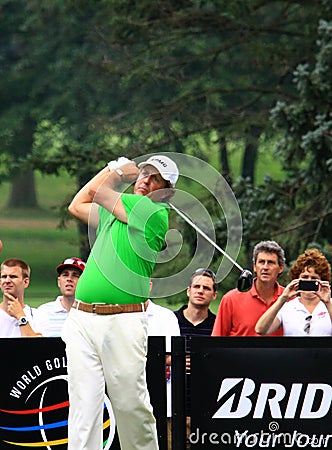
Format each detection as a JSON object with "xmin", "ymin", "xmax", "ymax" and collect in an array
[
  {"xmin": 0, "ymin": 171, "xmax": 80, "ymax": 307},
  {"xmin": 1, "ymin": 223, "xmax": 79, "ymax": 307}
]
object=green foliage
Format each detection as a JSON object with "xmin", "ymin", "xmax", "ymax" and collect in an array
[
  {"xmin": 2, "ymin": 0, "xmax": 325, "ymax": 180},
  {"xmin": 1, "ymin": 1, "xmax": 332, "ymax": 284},
  {"xmin": 0, "ymin": 153, "xmax": 16, "ymax": 181},
  {"xmin": 236, "ymin": 17, "xmax": 332, "ymax": 263}
]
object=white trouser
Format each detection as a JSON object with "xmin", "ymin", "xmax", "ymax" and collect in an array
[{"xmin": 62, "ymin": 308, "xmax": 159, "ymax": 450}]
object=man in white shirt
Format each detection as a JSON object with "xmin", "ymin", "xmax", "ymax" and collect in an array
[
  {"xmin": 147, "ymin": 299, "xmax": 180, "ymax": 414},
  {"xmin": 38, "ymin": 257, "xmax": 86, "ymax": 337},
  {"xmin": 146, "ymin": 298, "xmax": 180, "ymax": 450},
  {"xmin": 0, "ymin": 258, "xmax": 48, "ymax": 337}
]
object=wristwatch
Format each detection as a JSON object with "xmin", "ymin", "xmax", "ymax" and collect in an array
[{"xmin": 17, "ymin": 316, "xmax": 29, "ymax": 326}]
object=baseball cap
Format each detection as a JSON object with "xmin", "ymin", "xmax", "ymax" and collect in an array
[
  {"xmin": 56, "ymin": 257, "xmax": 86, "ymax": 275},
  {"xmin": 138, "ymin": 155, "xmax": 179, "ymax": 187}
]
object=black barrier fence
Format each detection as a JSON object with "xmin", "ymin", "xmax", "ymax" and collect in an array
[
  {"xmin": 0, "ymin": 337, "xmax": 167, "ymax": 450},
  {"xmin": 1, "ymin": 337, "xmax": 332, "ymax": 450},
  {"xmin": 172, "ymin": 337, "xmax": 332, "ymax": 450}
]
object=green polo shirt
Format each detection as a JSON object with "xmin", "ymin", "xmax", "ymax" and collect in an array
[{"xmin": 75, "ymin": 193, "xmax": 169, "ymax": 304}]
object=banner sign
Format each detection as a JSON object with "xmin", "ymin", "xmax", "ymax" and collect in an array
[
  {"xmin": 189, "ymin": 337, "xmax": 332, "ymax": 450},
  {"xmin": 0, "ymin": 337, "xmax": 166, "ymax": 450},
  {"xmin": 3, "ymin": 336, "xmax": 331, "ymax": 450}
]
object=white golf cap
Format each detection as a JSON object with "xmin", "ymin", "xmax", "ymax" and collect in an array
[{"xmin": 138, "ymin": 155, "xmax": 179, "ymax": 187}]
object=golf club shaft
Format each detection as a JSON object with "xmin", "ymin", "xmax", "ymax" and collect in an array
[{"xmin": 169, "ymin": 202, "xmax": 243, "ymax": 272}]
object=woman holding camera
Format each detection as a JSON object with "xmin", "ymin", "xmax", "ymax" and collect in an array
[{"xmin": 255, "ymin": 248, "xmax": 332, "ymax": 336}]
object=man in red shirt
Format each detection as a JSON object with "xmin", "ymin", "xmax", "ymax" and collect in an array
[{"xmin": 212, "ymin": 240, "xmax": 285, "ymax": 336}]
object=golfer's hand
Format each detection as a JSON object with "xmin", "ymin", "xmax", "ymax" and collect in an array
[
  {"xmin": 116, "ymin": 162, "xmax": 140, "ymax": 183},
  {"xmin": 5, "ymin": 293, "xmax": 25, "ymax": 319},
  {"xmin": 107, "ymin": 156, "xmax": 132, "ymax": 171}
]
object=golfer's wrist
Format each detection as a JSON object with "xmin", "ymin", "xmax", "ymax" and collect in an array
[
  {"xmin": 106, "ymin": 169, "xmax": 123, "ymax": 185},
  {"xmin": 113, "ymin": 168, "xmax": 123, "ymax": 178},
  {"xmin": 107, "ymin": 161, "xmax": 117, "ymax": 172}
]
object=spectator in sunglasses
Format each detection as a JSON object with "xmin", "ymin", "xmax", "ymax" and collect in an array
[
  {"xmin": 38, "ymin": 257, "xmax": 86, "ymax": 337},
  {"xmin": 256, "ymin": 248, "xmax": 332, "ymax": 336}
]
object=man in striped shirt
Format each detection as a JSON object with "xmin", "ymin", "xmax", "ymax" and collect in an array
[{"xmin": 38, "ymin": 257, "xmax": 86, "ymax": 337}]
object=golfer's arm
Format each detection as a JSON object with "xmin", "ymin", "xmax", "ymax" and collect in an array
[
  {"xmin": 255, "ymin": 295, "xmax": 288, "ymax": 335},
  {"xmin": 68, "ymin": 166, "xmax": 111, "ymax": 227},
  {"xmin": 89, "ymin": 171, "xmax": 128, "ymax": 223}
]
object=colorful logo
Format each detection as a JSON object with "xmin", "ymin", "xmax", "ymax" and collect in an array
[{"xmin": 0, "ymin": 375, "xmax": 116, "ymax": 449}]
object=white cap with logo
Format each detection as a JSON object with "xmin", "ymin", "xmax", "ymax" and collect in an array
[{"xmin": 138, "ymin": 155, "xmax": 179, "ymax": 187}]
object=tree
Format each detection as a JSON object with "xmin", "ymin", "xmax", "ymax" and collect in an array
[
  {"xmin": 0, "ymin": 1, "xmax": 38, "ymax": 207},
  {"xmin": 0, "ymin": 0, "xmax": 134, "ymax": 252},
  {"xmin": 1, "ymin": 0, "xmax": 330, "ymax": 266},
  {"xmin": 90, "ymin": 0, "xmax": 324, "ymax": 184},
  {"xmin": 235, "ymin": 17, "xmax": 332, "ymax": 263},
  {"xmin": 2, "ymin": 0, "xmax": 326, "ymax": 185},
  {"xmin": 15, "ymin": 0, "xmax": 321, "ymax": 183}
]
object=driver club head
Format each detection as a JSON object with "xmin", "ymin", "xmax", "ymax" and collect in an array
[{"xmin": 237, "ymin": 269, "xmax": 253, "ymax": 292}]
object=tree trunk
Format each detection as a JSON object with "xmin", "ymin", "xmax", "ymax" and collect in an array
[
  {"xmin": 76, "ymin": 173, "xmax": 95, "ymax": 262},
  {"xmin": 219, "ymin": 135, "xmax": 232, "ymax": 186},
  {"xmin": 7, "ymin": 169, "xmax": 38, "ymax": 208},
  {"xmin": 78, "ymin": 221, "xmax": 92, "ymax": 262},
  {"xmin": 241, "ymin": 127, "xmax": 261, "ymax": 184}
]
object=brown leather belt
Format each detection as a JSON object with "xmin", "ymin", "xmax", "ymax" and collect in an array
[{"xmin": 72, "ymin": 300, "xmax": 148, "ymax": 315}]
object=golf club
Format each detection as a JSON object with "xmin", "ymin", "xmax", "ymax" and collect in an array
[{"xmin": 169, "ymin": 203, "xmax": 253, "ymax": 292}]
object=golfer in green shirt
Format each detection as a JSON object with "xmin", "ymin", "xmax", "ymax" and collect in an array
[{"xmin": 63, "ymin": 154, "xmax": 178, "ymax": 450}]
